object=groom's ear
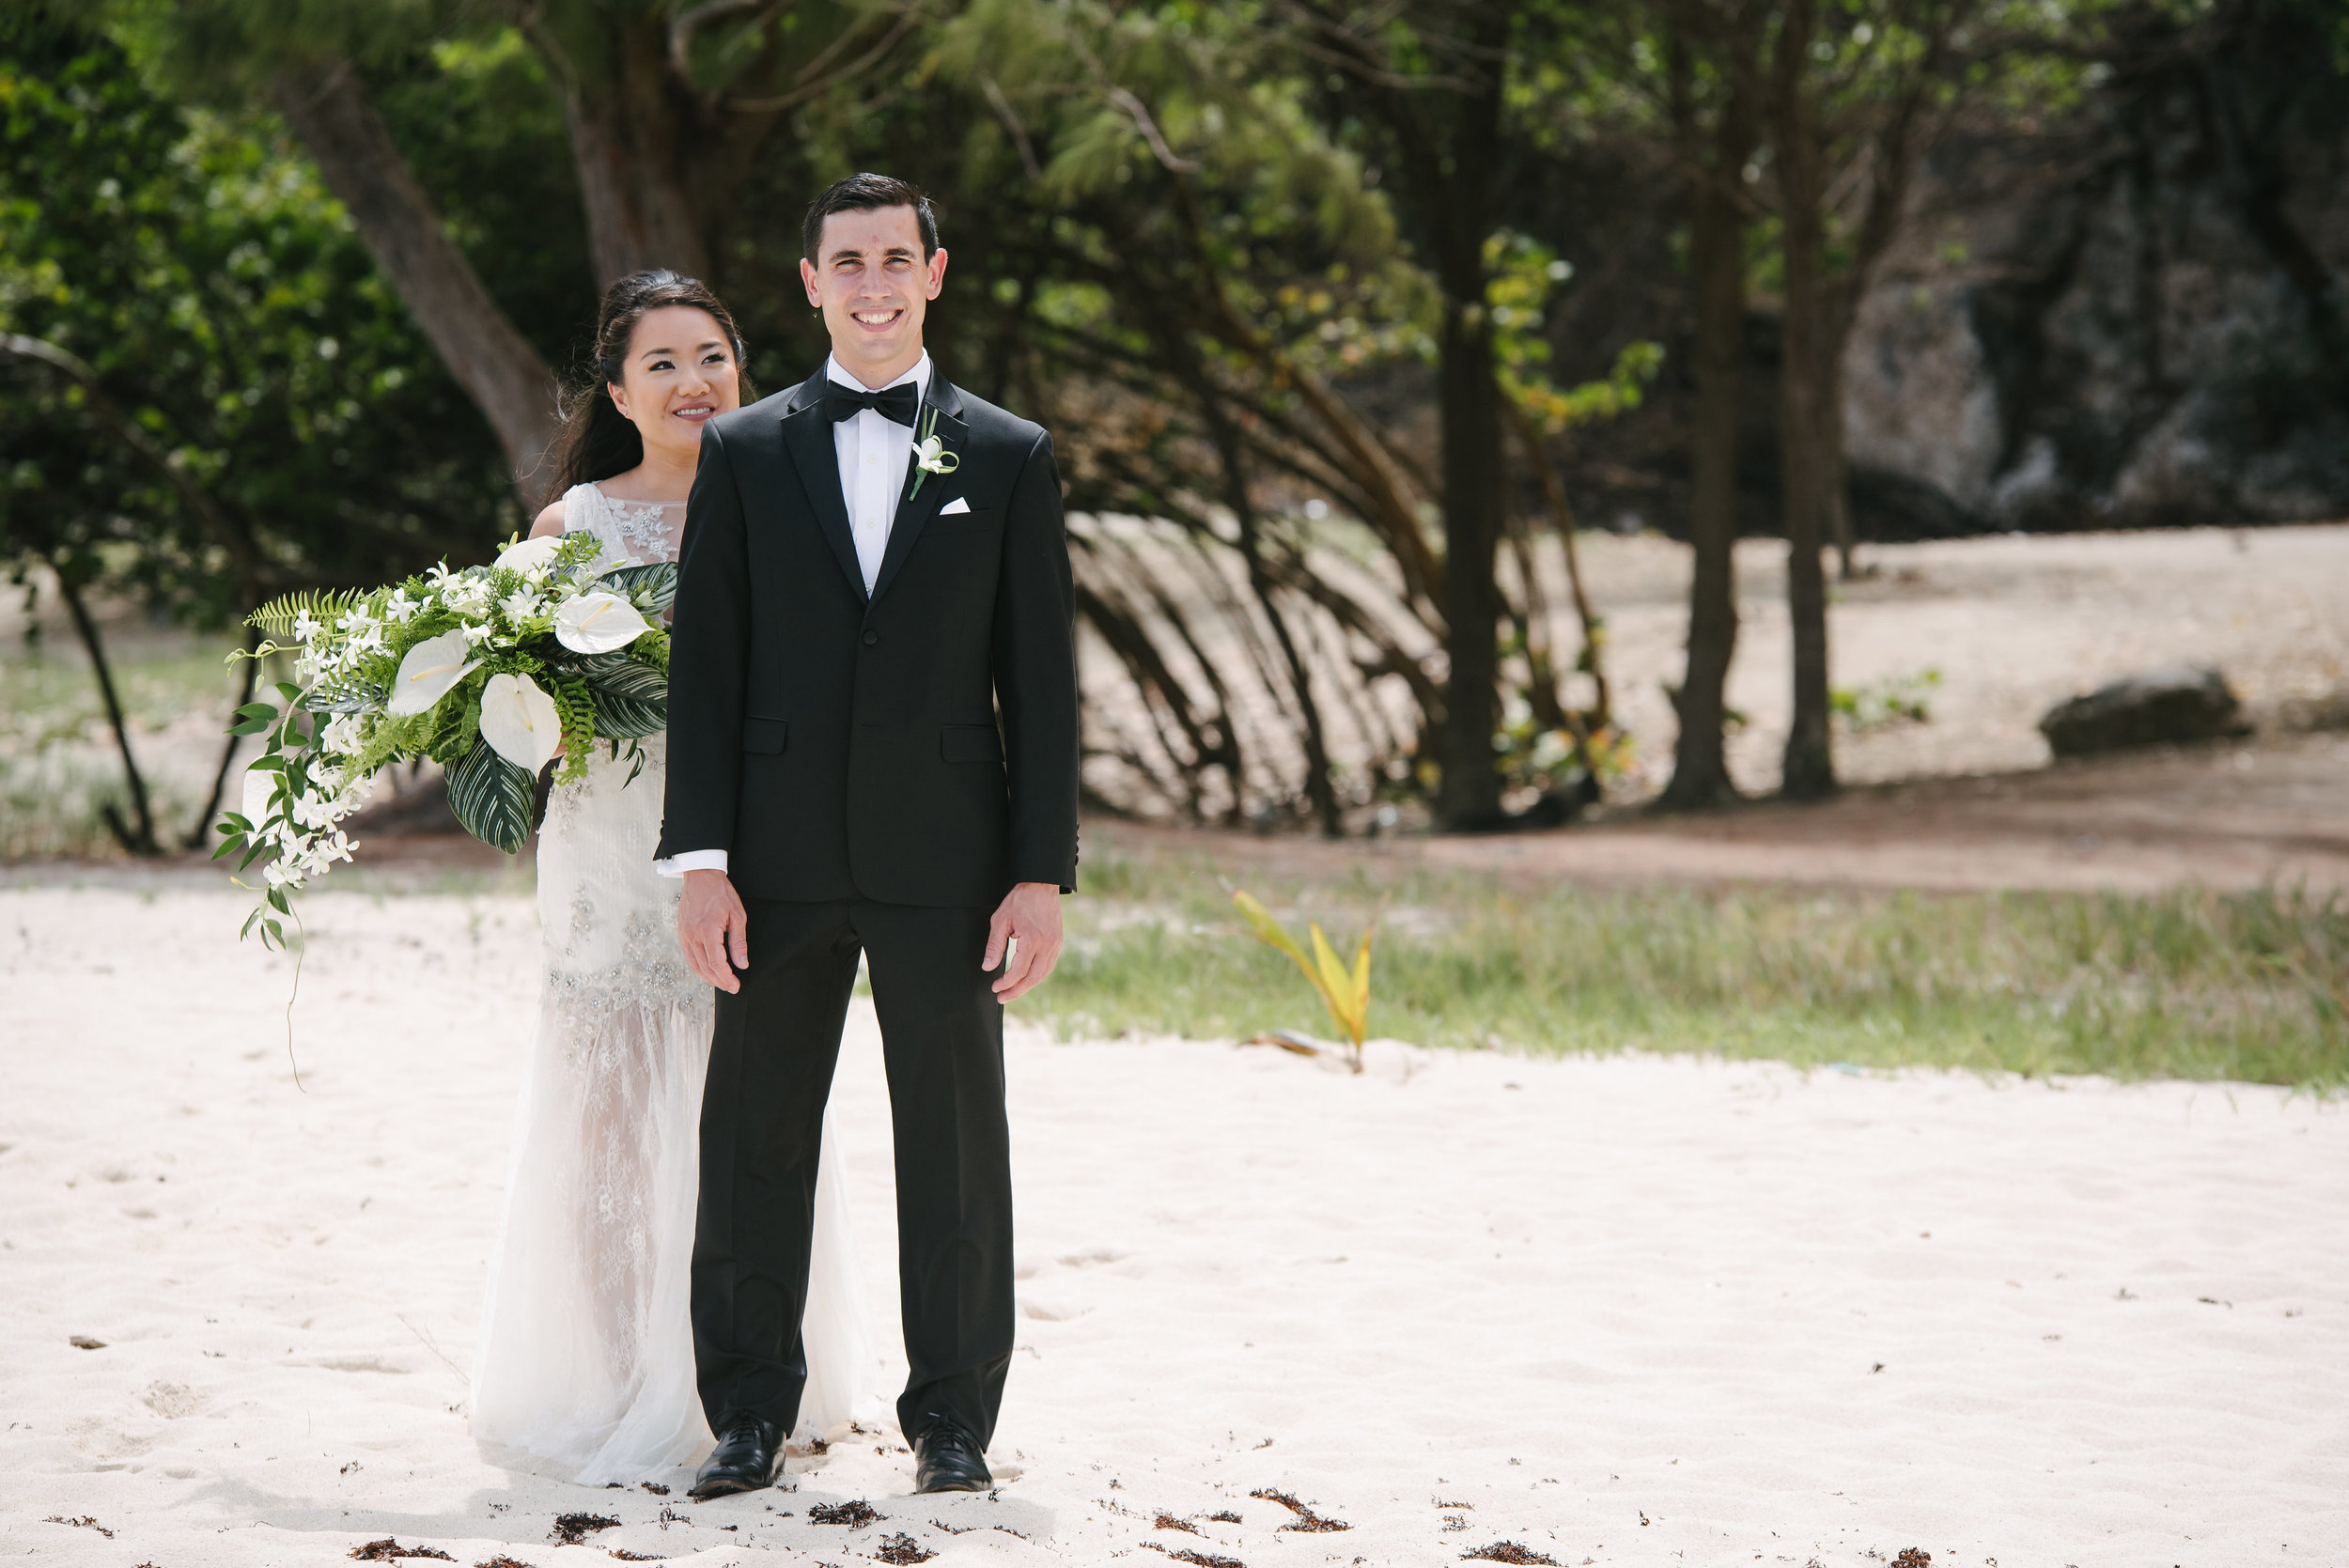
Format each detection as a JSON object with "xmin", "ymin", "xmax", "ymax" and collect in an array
[
  {"xmin": 801, "ymin": 257, "xmax": 822, "ymax": 309},
  {"xmin": 926, "ymin": 247, "xmax": 947, "ymax": 301}
]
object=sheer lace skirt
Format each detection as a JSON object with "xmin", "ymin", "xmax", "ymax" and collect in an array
[{"xmin": 471, "ymin": 734, "xmax": 884, "ymax": 1483}]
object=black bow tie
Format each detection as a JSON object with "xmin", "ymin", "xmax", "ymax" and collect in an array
[{"xmin": 824, "ymin": 381, "xmax": 922, "ymax": 427}]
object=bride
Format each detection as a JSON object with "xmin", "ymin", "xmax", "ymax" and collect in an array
[{"xmin": 470, "ymin": 271, "xmax": 884, "ymax": 1485}]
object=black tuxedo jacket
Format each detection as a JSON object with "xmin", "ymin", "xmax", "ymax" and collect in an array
[{"xmin": 657, "ymin": 367, "xmax": 1080, "ymax": 907}]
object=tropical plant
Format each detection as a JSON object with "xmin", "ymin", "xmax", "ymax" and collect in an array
[
  {"xmin": 216, "ymin": 533, "xmax": 675, "ymax": 949},
  {"xmin": 1232, "ymin": 889, "xmax": 1376, "ymax": 1072}
]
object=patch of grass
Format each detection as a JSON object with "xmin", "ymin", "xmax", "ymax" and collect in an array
[
  {"xmin": 1025, "ymin": 852, "xmax": 2349, "ymax": 1089},
  {"xmin": 0, "ymin": 635, "xmax": 268, "ymax": 859}
]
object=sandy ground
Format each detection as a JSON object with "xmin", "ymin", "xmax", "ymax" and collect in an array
[
  {"xmin": 10, "ymin": 523, "xmax": 2345, "ymax": 857},
  {"xmin": 1092, "ymin": 728, "xmax": 2349, "ymax": 895},
  {"xmin": 1582, "ymin": 521, "xmax": 2349, "ymax": 797},
  {"xmin": 3, "ymin": 888, "xmax": 2344, "ymax": 1566}
]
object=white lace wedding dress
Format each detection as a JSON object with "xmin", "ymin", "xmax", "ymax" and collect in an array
[{"xmin": 470, "ymin": 483, "xmax": 885, "ymax": 1484}]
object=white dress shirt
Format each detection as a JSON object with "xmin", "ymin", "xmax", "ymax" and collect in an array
[{"xmin": 657, "ymin": 352, "xmax": 932, "ymax": 880}]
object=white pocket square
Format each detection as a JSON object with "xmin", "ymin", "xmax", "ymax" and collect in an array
[{"xmin": 940, "ymin": 496, "xmax": 972, "ymax": 515}]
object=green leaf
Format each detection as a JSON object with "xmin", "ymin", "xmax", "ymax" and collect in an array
[
  {"xmin": 585, "ymin": 658, "xmax": 666, "ymax": 701},
  {"xmin": 267, "ymin": 884, "xmax": 289, "ymax": 915},
  {"xmin": 263, "ymin": 919, "xmax": 285, "ymax": 949},
  {"xmin": 586, "ymin": 660, "xmax": 667, "ymax": 738},
  {"xmin": 301, "ymin": 678, "xmax": 384, "ymax": 714},
  {"xmin": 211, "ymin": 836, "xmax": 242, "ymax": 862},
  {"xmin": 249, "ymin": 589, "xmax": 363, "ymax": 643},
  {"xmin": 1234, "ymin": 890, "xmax": 1319, "ymax": 986},
  {"xmin": 232, "ymin": 701, "xmax": 278, "ymax": 722},
  {"xmin": 240, "ymin": 908, "xmax": 262, "ymax": 940},
  {"xmin": 274, "ymin": 683, "xmax": 303, "ymax": 704},
  {"xmin": 599, "ymin": 561, "xmax": 678, "ymax": 613},
  {"xmin": 445, "ymin": 740, "xmax": 536, "ymax": 854}
]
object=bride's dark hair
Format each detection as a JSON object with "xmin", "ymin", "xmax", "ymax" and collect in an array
[{"xmin": 537, "ymin": 270, "xmax": 754, "ymax": 502}]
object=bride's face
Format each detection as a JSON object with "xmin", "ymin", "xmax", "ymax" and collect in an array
[{"xmin": 608, "ymin": 305, "xmax": 741, "ymax": 460}]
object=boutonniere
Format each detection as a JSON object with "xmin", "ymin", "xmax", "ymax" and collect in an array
[{"xmin": 908, "ymin": 404, "xmax": 960, "ymax": 500}]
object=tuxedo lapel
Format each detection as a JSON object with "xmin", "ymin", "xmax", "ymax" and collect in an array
[
  {"xmin": 867, "ymin": 378, "xmax": 968, "ymax": 607},
  {"xmin": 777, "ymin": 374, "xmax": 868, "ymax": 601}
]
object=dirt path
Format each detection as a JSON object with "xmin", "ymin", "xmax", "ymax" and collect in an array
[{"xmin": 1092, "ymin": 729, "xmax": 2349, "ymax": 895}]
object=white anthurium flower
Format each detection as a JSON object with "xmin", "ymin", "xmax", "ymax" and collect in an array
[
  {"xmin": 386, "ymin": 628, "xmax": 482, "ymax": 716},
  {"xmin": 554, "ymin": 591, "xmax": 652, "ymax": 654},
  {"xmin": 477, "ymin": 672, "xmax": 564, "ymax": 771},
  {"xmin": 494, "ymin": 534, "xmax": 565, "ymax": 577}
]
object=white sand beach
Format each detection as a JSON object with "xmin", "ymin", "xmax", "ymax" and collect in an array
[{"xmin": 2, "ymin": 887, "xmax": 2343, "ymax": 1566}]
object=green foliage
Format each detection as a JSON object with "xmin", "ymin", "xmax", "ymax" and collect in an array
[
  {"xmin": 0, "ymin": 5, "xmax": 517, "ymax": 632},
  {"xmin": 1035, "ymin": 857, "xmax": 2349, "ymax": 1090},
  {"xmin": 248, "ymin": 589, "xmax": 365, "ymax": 644},
  {"xmin": 444, "ymin": 737, "xmax": 533, "ymax": 853},
  {"xmin": 1232, "ymin": 889, "xmax": 1375, "ymax": 1066},
  {"xmin": 1832, "ymin": 668, "xmax": 1941, "ymax": 731}
]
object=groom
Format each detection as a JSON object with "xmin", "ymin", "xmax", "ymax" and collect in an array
[{"xmin": 658, "ymin": 172, "xmax": 1079, "ymax": 1499}]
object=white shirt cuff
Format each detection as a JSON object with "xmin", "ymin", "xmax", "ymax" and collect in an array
[{"xmin": 655, "ymin": 849, "xmax": 728, "ymax": 878}]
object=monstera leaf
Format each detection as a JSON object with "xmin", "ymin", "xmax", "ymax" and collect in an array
[
  {"xmin": 584, "ymin": 657, "xmax": 667, "ymax": 738},
  {"xmin": 599, "ymin": 561, "xmax": 678, "ymax": 615},
  {"xmin": 446, "ymin": 739, "xmax": 536, "ymax": 854}
]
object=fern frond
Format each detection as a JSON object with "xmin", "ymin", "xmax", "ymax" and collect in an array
[{"xmin": 246, "ymin": 588, "xmax": 365, "ymax": 642}]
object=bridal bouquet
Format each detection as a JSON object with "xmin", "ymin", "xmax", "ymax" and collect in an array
[{"xmin": 217, "ymin": 533, "xmax": 675, "ymax": 945}]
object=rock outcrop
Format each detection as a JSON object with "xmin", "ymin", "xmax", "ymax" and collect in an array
[{"xmin": 2039, "ymin": 667, "xmax": 2247, "ymax": 756}]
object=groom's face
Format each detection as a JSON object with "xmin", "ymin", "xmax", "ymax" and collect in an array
[{"xmin": 801, "ymin": 204, "xmax": 948, "ymax": 386}]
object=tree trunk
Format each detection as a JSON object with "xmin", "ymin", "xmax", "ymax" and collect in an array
[
  {"xmin": 272, "ymin": 57, "xmax": 561, "ymax": 489},
  {"xmin": 1825, "ymin": 344, "xmax": 1857, "ymax": 580},
  {"xmin": 1659, "ymin": 28, "xmax": 1755, "ymax": 813},
  {"xmin": 1430, "ymin": 15, "xmax": 1508, "ymax": 831},
  {"xmin": 50, "ymin": 560, "xmax": 159, "ymax": 856},
  {"xmin": 1501, "ymin": 396, "xmax": 1611, "ymax": 737},
  {"xmin": 1772, "ymin": 0, "xmax": 1837, "ymax": 800},
  {"xmin": 1193, "ymin": 379, "xmax": 1344, "ymax": 836},
  {"xmin": 537, "ymin": 12, "xmax": 716, "ymax": 284},
  {"xmin": 189, "ymin": 627, "xmax": 263, "ymax": 850}
]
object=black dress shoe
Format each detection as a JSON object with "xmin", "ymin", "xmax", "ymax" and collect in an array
[
  {"xmin": 912, "ymin": 1419, "xmax": 992, "ymax": 1494},
  {"xmin": 691, "ymin": 1413, "xmax": 783, "ymax": 1500}
]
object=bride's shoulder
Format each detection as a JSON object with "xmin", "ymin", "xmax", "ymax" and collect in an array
[{"xmin": 531, "ymin": 483, "xmax": 607, "ymax": 538}]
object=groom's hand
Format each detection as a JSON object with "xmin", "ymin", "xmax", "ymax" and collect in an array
[
  {"xmin": 984, "ymin": 881, "xmax": 1064, "ymax": 1003},
  {"xmin": 679, "ymin": 869, "xmax": 750, "ymax": 993}
]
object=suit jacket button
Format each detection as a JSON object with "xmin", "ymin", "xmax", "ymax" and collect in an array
[{"xmin": 863, "ymin": 629, "xmax": 879, "ymax": 645}]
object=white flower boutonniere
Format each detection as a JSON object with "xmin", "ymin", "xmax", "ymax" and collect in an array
[{"xmin": 908, "ymin": 404, "xmax": 960, "ymax": 500}]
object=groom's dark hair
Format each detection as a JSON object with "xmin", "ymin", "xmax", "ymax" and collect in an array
[{"xmin": 802, "ymin": 173, "xmax": 939, "ymax": 263}]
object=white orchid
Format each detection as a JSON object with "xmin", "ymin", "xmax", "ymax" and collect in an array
[
  {"xmin": 495, "ymin": 534, "xmax": 565, "ymax": 578},
  {"xmin": 384, "ymin": 586, "xmax": 421, "ymax": 624},
  {"xmin": 554, "ymin": 591, "xmax": 652, "ymax": 654},
  {"xmin": 477, "ymin": 672, "xmax": 565, "ymax": 770},
  {"xmin": 241, "ymin": 764, "xmax": 281, "ymax": 831},
  {"xmin": 443, "ymin": 576, "xmax": 494, "ymax": 615},
  {"xmin": 386, "ymin": 628, "xmax": 482, "ymax": 716},
  {"xmin": 500, "ymin": 586, "xmax": 547, "ymax": 624},
  {"xmin": 292, "ymin": 610, "xmax": 322, "ymax": 644}
]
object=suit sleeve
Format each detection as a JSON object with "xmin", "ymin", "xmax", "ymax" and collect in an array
[
  {"xmin": 655, "ymin": 420, "xmax": 751, "ymax": 863},
  {"xmin": 992, "ymin": 429, "xmax": 1081, "ymax": 893}
]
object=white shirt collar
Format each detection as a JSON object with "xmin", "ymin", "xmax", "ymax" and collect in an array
[{"xmin": 824, "ymin": 349, "xmax": 931, "ymax": 398}]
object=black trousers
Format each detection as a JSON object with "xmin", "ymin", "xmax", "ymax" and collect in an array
[{"xmin": 692, "ymin": 896, "xmax": 1014, "ymax": 1448}]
